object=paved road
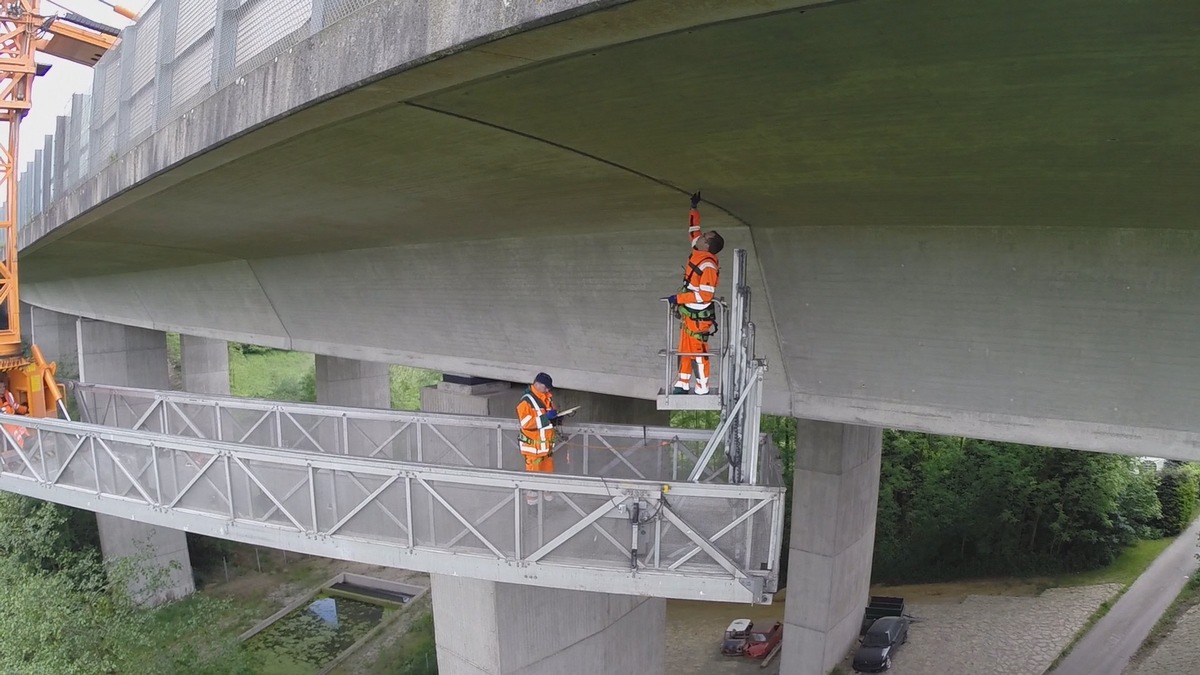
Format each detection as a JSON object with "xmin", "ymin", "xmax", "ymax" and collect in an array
[{"xmin": 1052, "ymin": 517, "xmax": 1200, "ymax": 675}]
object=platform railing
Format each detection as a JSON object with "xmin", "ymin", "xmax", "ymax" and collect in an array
[
  {"xmin": 71, "ymin": 382, "xmax": 783, "ymax": 486},
  {"xmin": 0, "ymin": 413, "xmax": 784, "ymax": 603}
]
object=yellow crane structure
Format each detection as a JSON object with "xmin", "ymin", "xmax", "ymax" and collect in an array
[{"xmin": 0, "ymin": 0, "xmax": 136, "ymax": 418}]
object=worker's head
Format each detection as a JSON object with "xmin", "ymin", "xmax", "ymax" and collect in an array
[
  {"xmin": 532, "ymin": 372, "xmax": 553, "ymax": 394},
  {"xmin": 698, "ymin": 231, "xmax": 724, "ymax": 254}
]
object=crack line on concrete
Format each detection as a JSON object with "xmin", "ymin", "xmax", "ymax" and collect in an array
[
  {"xmin": 406, "ymin": 99, "xmax": 797, "ymax": 407},
  {"xmin": 406, "ymin": 101, "xmax": 737, "ymax": 214},
  {"xmin": 245, "ymin": 260, "xmax": 294, "ymax": 349}
]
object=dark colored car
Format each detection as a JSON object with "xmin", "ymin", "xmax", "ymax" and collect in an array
[{"xmin": 852, "ymin": 616, "xmax": 908, "ymax": 672}]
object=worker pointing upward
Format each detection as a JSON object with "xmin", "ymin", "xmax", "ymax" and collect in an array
[{"xmin": 667, "ymin": 191, "xmax": 724, "ymax": 395}]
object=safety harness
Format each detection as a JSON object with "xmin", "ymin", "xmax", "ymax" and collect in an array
[
  {"xmin": 519, "ymin": 391, "xmax": 554, "ymax": 456},
  {"xmin": 677, "ymin": 255, "xmax": 720, "ymax": 341}
]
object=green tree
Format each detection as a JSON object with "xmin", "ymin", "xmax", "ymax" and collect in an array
[
  {"xmin": 1157, "ymin": 466, "xmax": 1199, "ymax": 535},
  {"xmin": 0, "ymin": 495, "xmax": 252, "ymax": 674},
  {"xmin": 1116, "ymin": 464, "xmax": 1162, "ymax": 539}
]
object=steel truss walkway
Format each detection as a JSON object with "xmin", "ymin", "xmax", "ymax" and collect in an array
[{"xmin": 0, "ymin": 383, "xmax": 785, "ymax": 603}]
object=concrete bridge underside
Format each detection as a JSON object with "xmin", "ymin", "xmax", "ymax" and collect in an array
[{"xmin": 20, "ymin": 0, "xmax": 1200, "ymax": 459}]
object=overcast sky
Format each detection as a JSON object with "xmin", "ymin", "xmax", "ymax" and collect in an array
[{"xmin": 18, "ymin": 0, "xmax": 151, "ymax": 159}]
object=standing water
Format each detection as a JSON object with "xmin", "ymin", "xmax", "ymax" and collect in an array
[{"xmin": 245, "ymin": 594, "xmax": 386, "ymax": 674}]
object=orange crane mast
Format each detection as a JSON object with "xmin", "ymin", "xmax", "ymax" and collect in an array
[{"xmin": 0, "ymin": 0, "xmax": 135, "ymax": 418}]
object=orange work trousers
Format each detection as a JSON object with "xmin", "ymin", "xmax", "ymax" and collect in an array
[
  {"xmin": 675, "ymin": 317, "xmax": 713, "ymax": 393},
  {"xmin": 523, "ymin": 452, "xmax": 555, "ymax": 473}
]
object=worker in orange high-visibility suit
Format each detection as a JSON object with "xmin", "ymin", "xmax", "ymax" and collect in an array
[
  {"xmin": 0, "ymin": 379, "xmax": 30, "ymax": 448},
  {"xmin": 666, "ymin": 191, "xmax": 724, "ymax": 395},
  {"xmin": 517, "ymin": 372, "xmax": 568, "ymax": 505}
]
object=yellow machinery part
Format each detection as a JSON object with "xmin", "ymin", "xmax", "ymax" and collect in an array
[{"xmin": 0, "ymin": 344, "xmax": 65, "ymax": 419}]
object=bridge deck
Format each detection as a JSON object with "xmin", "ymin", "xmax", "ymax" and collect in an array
[{"xmin": 0, "ymin": 385, "xmax": 785, "ymax": 603}]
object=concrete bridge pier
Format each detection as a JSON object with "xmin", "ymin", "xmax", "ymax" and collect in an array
[
  {"xmin": 25, "ymin": 304, "xmax": 79, "ymax": 379},
  {"xmin": 316, "ymin": 354, "xmax": 390, "ymax": 408},
  {"xmin": 431, "ymin": 574, "xmax": 665, "ymax": 675},
  {"xmin": 783, "ymin": 420, "xmax": 883, "ymax": 675},
  {"xmin": 423, "ymin": 375, "xmax": 667, "ymax": 674},
  {"xmin": 77, "ymin": 318, "xmax": 195, "ymax": 606},
  {"xmin": 180, "ymin": 335, "xmax": 229, "ymax": 395}
]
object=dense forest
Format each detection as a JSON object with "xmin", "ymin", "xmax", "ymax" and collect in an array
[
  {"xmin": 672, "ymin": 413, "xmax": 1198, "ymax": 583},
  {"xmin": 871, "ymin": 432, "xmax": 1190, "ymax": 581}
]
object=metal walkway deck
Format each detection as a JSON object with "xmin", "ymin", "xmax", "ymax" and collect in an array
[{"xmin": 0, "ymin": 384, "xmax": 785, "ymax": 603}]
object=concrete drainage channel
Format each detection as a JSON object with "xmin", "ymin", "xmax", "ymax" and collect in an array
[{"xmin": 239, "ymin": 572, "xmax": 429, "ymax": 674}]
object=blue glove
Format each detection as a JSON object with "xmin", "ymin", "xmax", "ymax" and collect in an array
[
  {"xmin": 662, "ymin": 295, "xmax": 679, "ymax": 307},
  {"xmin": 690, "ymin": 190, "xmax": 702, "ymax": 208},
  {"xmin": 544, "ymin": 409, "xmax": 558, "ymax": 421}
]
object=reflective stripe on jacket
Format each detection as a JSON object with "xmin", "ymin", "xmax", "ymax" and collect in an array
[{"xmin": 517, "ymin": 387, "xmax": 555, "ymax": 455}]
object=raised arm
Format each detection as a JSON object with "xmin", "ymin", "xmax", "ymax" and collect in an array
[{"xmin": 688, "ymin": 190, "xmax": 702, "ymax": 246}]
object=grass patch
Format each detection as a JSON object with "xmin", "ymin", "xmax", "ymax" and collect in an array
[
  {"xmin": 390, "ymin": 366, "xmax": 441, "ymax": 411},
  {"xmin": 225, "ymin": 344, "xmax": 439, "ymax": 410},
  {"xmin": 229, "ymin": 348, "xmax": 316, "ymax": 402},
  {"xmin": 1054, "ymin": 537, "xmax": 1174, "ymax": 588},
  {"xmin": 364, "ymin": 605, "xmax": 437, "ymax": 675}
]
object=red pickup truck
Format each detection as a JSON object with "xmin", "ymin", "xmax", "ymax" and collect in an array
[{"xmin": 721, "ymin": 619, "xmax": 783, "ymax": 659}]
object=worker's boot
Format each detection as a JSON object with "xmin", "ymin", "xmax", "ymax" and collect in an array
[{"xmin": 671, "ymin": 386, "xmax": 689, "ymax": 395}]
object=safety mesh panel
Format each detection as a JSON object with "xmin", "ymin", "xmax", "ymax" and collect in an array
[
  {"xmin": 218, "ymin": 407, "xmax": 278, "ymax": 447},
  {"xmin": 324, "ymin": 469, "xmax": 407, "ymax": 544},
  {"xmin": 277, "ymin": 411, "xmax": 339, "ymax": 453},
  {"xmin": 1, "ymin": 434, "xmax": 41, "ymax": 481},
  {"xmin": 346, "ymin": 417, "xmax": 416, "ymax": 462},
  {"xmin": 173, "ymin": 454, "xmax": 232, "ymax": 515},
  {"xmin": 232, "ymin": 0, "xmax": 310, "ymax": 72},
  {"xmin": 528, "ymin": 493, "xmax": 632, "ymax": 569},
  {"xmin": 417, "ymin": 423, "xmax": 497, "ymax": 468},
  {"xmin": 161, "ymin": 401, "xmax": 219, "ymax": 439},
  {"xmin": 76, "ymin": 388, "xmax": 158, "ymax": 429},
  {"xmin": 93, "ymin": 437, "xmax": 154, "ymax": 502},
  {"xmin": 321, "ymin": 0, "xmax": 381, "ymax": 27},
  {"xmin": 170, "ymin": 33, "xmax": 214, "ymax": 110},
  {"xmin": 178, "ymin": 0, "xmax": 219, "ymax": 50},
  {"xmin": 129, "ymin": 6, "xmax": 161, "ymax": 92},
  {"xmin": 228, "ymin": 458, "xmax": 307, "ymax": 529},
  {"xmin": 655, "ymin": 495, "xmax": 775, "ymax": 576},
  {"xmin": 411, "ymin": 481, "xmax": 515, "ymax": 558}
]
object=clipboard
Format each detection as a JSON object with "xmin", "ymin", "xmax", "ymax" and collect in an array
[{"xmin": 558, "ymin": 405, "xmax": 581, "ymax": 417}]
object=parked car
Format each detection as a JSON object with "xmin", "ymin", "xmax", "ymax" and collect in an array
[
  {"xmin": 852, "ymin": 616, "xmax": 908, "ymax": 672},
  {"xmin": 721, "ymin": 618, "xmax": 753, "ymax": 655}
]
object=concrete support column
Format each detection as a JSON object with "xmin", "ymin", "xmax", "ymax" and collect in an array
[
  {"xmin": 430, "ymin": 574, "xmax": 665, "ymax": 675},
  {"xmin": 180, "ymin": 335, "xmax": 230, "ymax": 395},
  {"xmin": 26, "ymin": 304, "xmax": 79, "ymax": 379},
  {"xmin": 782, "ymin": 420, "xmax": 883, "ymax": 675},
  {"xmin": 315, "ymin": 355, "xmax": 390, "ymax": 409},
  {"xmin": 77, "ymin": 318, "xmax": 194, "ymax": 606}
]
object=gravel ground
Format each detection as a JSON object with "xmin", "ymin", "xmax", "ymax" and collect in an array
[
  {"xmin": 838, "ymin": 584, "xmax": 1123, "ymax": 675},
  {"xmin": 1127, "ymin": 604, "xmax": 1200, "ymax": 675},
  {"xmin": 667, "ymin": 583, "xmax": 1122, "ymax": 675}
]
